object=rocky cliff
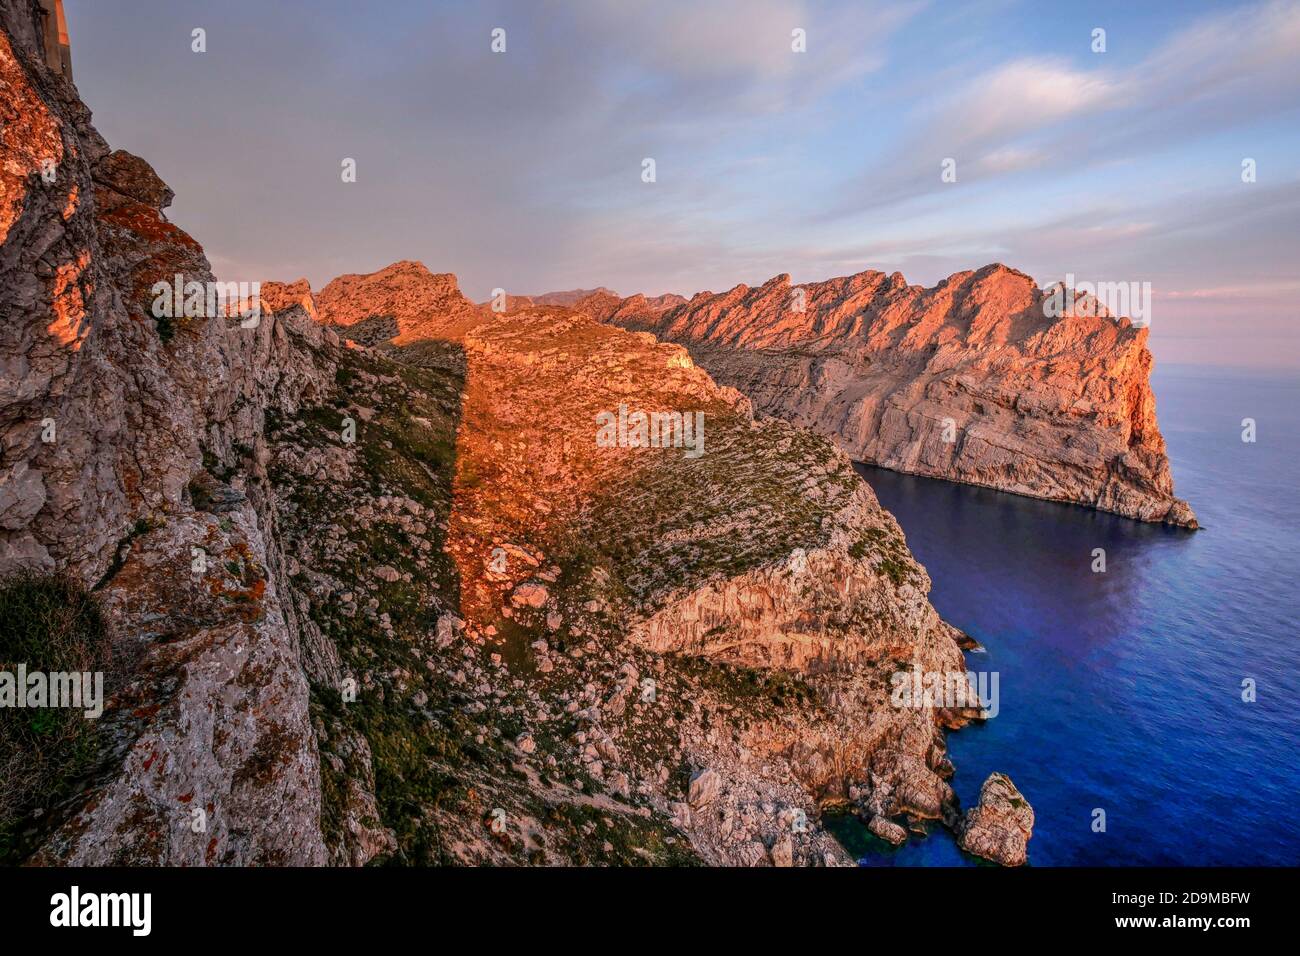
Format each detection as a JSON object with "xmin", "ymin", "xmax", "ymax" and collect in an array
[
  {"xmin": 576, "ymin": 267, "xmax": 1195, "ymax": 527},
  {"xmin": 0, "ymin": 3, "xmax": 1026, "ymax": 867},
  {"xmin": 1, "ymin": 0, "xmax": 326, "ymax": 862},
  {"xmin": 516, "ymin": 287, "xmax": 620, "ymax": 308},
  {"xmin": 288, "ymin": 267, "xmax": 1005, "ymax": 864}
]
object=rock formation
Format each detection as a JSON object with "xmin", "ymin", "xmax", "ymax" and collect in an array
[
  {"xmin": 314, "ymin": 259, "xmax": 482, "ymax": 344},
  {"xmin": 292, "ymin": 281, "xmax": 995, "ymax": 864},
  {"xmin": 576, "ymin": 268, "xmax": 1195, "ymax": 527},
  {"xmin": 958, "ymin": 772, "xmax": 1035, "ymax": 866},
  {"xmin": 36, "ymin": 0, "xmax": 69, "ymax": 80},
  {"xmin": 0, "ymin": 4, "xmax": 1028, "ymax": 866}
]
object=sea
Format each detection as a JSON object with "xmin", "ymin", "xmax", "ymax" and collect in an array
[{"xmin": 827, "ymin": 364, "xmax": 1300, "ymax": 866}]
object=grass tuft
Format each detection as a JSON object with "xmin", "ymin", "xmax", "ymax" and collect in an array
[{"xmin": 0, "ymin": 573, "xmax": 111, "ymax": 862}]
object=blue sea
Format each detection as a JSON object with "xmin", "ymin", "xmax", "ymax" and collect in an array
[{"xmin": 836, "ymin": 364, "xmax": 1300, "ymax": 866}]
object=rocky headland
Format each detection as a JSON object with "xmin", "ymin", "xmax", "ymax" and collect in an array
[{"xmin": 574, "ymin": 268, "xmax": 1195, "ymax": 528}]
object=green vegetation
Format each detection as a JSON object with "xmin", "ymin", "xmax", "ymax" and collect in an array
[
  {"xmin": 850, "ymin": 527, "xmax": 918, "ymax": 587},
  {"xmin": 679, "ymin": 656, "xmax": 814, "ymax": 724},
  {"xmin": 877, "ymin": 556, "xmax": 912, "ymax": 587},
  {"xmin": 154, "ymin": 313, "xmax": 175, "ymax": 343},
  {"xmin": 581, "ymin": 410, "xmax": 849, "ymax": 602},
  {"xmin": 276, "ymin": 346, "xmax": 480, "ymax": 863},
  {"xmin": 0, "ymin": 573, "xmax": 111, "ymax": 863},
  {"xmin": 542, "ymin": 800, "xmax": 700, "ymax": 866}
]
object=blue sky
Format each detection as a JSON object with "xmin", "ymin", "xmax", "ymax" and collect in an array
[{"xmin": 66, "ymin": 0, "xmax": 1300, "ymax": 365}]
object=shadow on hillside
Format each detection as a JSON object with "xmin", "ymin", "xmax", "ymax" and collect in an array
[{"xmin": 290, "ymin": 333, "xmax": 476, "ymax": 865}]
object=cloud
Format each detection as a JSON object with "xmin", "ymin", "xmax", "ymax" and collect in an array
[
  {"xmin": 574, "ymin": 0, "xmax": 921, "ymax": 110},
  {"xmin": 830, "ymin": 0, "xmax": 1300, "ymax": 214},
  {"xmin": 941, "ymin": 59, "xmax": 1122, "ymax": 142},
  {"xmin": 976, "ymin": 145, "xmax": 1049, "ymax": 175},
  {"xmin": 66, "ymin": 0, "xmax": 1299, "ymax": 366}
]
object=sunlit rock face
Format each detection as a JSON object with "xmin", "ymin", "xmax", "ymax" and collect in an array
[
  {"xmin": 577, "ymin": 265, "xmax": 1195, "ymax": 528},
  {"xmin": 315, "ymin": 260, "xmax": 482, "ymax": 344},
  {"xmin": 958, "ymin": 772, "xmax": 1035, "ymax": 866}
]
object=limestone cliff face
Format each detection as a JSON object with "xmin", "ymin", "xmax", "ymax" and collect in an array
[
  {"xmin": 523, "ymin": 287, "xmax": 619, "ymax": 308},
  {"xmin": 628, "ymin": 479, "xmax": 960, "ymax": 674},
  {"xmin": 577, "ymin": 266, "xmax": 1195, "ymax": 527},
  {"xmin": 621, "ymin": 472, "xmax": 979, "ymax": 856},
  {"xmin": 0, "ymin": 3, "xmax": 326, "ymax": 863}
]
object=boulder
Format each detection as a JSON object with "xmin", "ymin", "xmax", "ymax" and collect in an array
[
  {"xmin": 769, "ymin": 833, "xmax": 795, "ymax": 867},
  {"xmin": 958, "ymin": 772, "xmax": 1034, "ymax": 866},
  {"xmin": 510, "ymin": 582, "xmax": 549, "ymax": 608},
  {"xmin": 687, "ymin": 768, "xmax": 721, "ymax": 808},
  {"xmin": 868, "ymin": 815, "xmax": 908, "ymax": 846}
]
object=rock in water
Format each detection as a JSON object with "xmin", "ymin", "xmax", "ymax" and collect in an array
[
  {"xmin": 868, "ymin": 815, "xmax": 909, "ymax": 847},
  {"xmin": 958, "ymin": 772, "xmax": 1035, "ymax": 866}
]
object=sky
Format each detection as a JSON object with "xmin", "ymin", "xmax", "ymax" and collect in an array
[{"xmin": 65, "ymin": 0, "xmax": 1300, "ymax": 366}]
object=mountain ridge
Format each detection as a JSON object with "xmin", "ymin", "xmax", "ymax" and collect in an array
[{"xmin": 572, "ymin": 262, "xmax": 1196, "ymax": 527}]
